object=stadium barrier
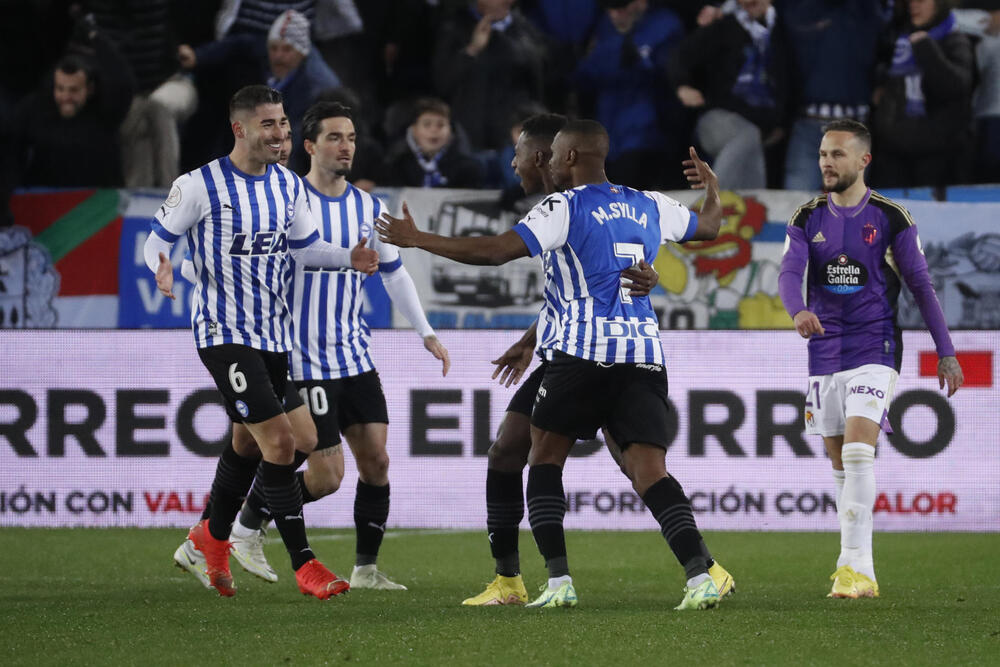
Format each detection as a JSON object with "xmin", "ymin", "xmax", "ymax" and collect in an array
[
  {"xmin": 1, "ymin": 329, "xmax": 996, "ymax": 531},
  {"xmin": 5, "ymin": 186, "xmax": 1000, "ymax": 331}
]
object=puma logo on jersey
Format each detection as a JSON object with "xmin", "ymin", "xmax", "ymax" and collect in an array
[
  {"xmin": 229, "ymin": 231, "xmax": 288, "ymax": 256},
  {"xmin": 812, "ymin": 231, "xmax": 826, "ymax": 243}
]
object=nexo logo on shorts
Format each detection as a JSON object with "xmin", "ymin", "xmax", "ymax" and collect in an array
[
  {"xmin": 849, "ymin": 385, "xmax": 885, "ymax": 399},
  {"xmin": 235, "ymin": 400, "xmax": 249, "ymax": 418},
  {"xmin": 822, "ymin": 254, "xmax": 868, "ymax": 294}
]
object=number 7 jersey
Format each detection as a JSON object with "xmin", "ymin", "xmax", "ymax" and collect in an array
[{"xmin": 513, "ymin": 182, "xmax": 698, "ymax": 364}]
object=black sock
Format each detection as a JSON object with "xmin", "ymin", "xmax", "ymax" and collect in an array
[
  {"xmin": 486, "ymin": 468, "xmax": 523, "ymax": 577},
  {"xmin": 642, "ymin": 476, "xmax": 711, "ymax": 579},
  {"xmin": 296, "ymin": 470, "xmax": 318, "ymax": 504},
  {"xmin": 354, "ymin": 481, "xmax": 390, "ymax": 566},
  {"xmin": 200, "ymin": 489, "xmax": 213, "ymax": 521},
  {"xmin": 526, "ymin": 464, "xmax": 568, "ymax": 578},
  {"xmin": 258, "ymin": 460, "xmax": 314, "ymax": 570},
  {"xmin": 207, "ymin": 446, "xmax": 260, "ymax": 540},
  {"xmin": 239, "ymin": 450, "xmax": 310, "ymax": 530}
]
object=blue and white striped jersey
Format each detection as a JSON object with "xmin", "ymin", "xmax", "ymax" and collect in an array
[
  {"xmin": 152, "ymin": 157, "xmax": 320, "ymax": 352},
  {"xmin": 534, "ymin": 250, "xmax": 563, "ymax": 358},
  {"xmin": 514, "ymin": 182, "xmax": 698, "ymax": 364},
  {"xmin": 288, "ymin": 181, "xmax": 403, "ymax": 380}
]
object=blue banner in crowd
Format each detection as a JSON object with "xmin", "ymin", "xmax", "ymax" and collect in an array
[{"xmin": 117, "ymin": 216, "xmax": 192, "ymax": 328}]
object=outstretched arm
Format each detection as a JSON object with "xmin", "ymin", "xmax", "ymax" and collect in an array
[
  {"xmin": 380, "ymin": 265, "xmax": 450, "ymax": 376},
  {"xmin": 492, "ymin": 322, "xmax": 538, "ymax": 387},
  {"xmin": 683, "ymin": 147, "xmax": 722, "ymax": 241},
  {"xmin": 376, "ymin": 202, "xmax": 530, "ymax": 266}
]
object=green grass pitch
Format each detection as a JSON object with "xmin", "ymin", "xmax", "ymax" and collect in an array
[{"xmin": 0, "ymin": 529, "xmax": 996, "ymax": 666}]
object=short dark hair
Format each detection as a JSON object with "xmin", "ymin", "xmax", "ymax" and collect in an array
[
  {"xmin": 55, "ymin": 54, "xmax": 93, "ymax": 83},
  {"xmin": 823, "ymin": 119, "xmax": 872, "ymax": 151},
  {"xmin": 521, "ymin": 113, "xmax": 567, "ymax": 143},
  {"xmin": 302, "ymin": 101, "xmax": 353, "ymax": 143},
  {"xmin": 411, "ymin": 97, "xmax": 450, "ymax": 123},
  {"xmin": 229, "ymin": 85, "xmax": 283, "ymax": 119}
]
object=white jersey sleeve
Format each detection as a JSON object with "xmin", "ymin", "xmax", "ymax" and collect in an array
[
  {"xmin": 647, "ymin": 191, "xmax": 698, "ymax": 243},
  {"xmin": 372, "ymin": 197, "xmax": 403, "ymax": 272},
  {"xmin": 153, "ymin": 173, "xmax": 209, "ymax": 238},
  {"xmin": 511, "ymin": 193, "xmax": 571, "ymax": 256},
  {"xmin": 287, "ymin": 177, "xmax": 322, "ymax": 244}
]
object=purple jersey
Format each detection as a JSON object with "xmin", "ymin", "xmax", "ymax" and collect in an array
[{"xmin": 778, "ymin": 189, "xmax": 954, "ymax": 376}]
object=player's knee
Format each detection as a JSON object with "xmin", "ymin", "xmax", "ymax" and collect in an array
[
  {"xmin": 359, "ymin": 450, "xmax": 389, "ymax": 480},
  {"xmin": 487, "ymin": 435, "xmax": 529, "ymax": 472},
  {"xmin": 270, "ymin": 430, "xmax": 296, "ymax": 461}
]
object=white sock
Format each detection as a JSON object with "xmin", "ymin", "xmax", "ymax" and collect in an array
[
  {"xmin": 832, "ymin": 469, "xmax": 848, "ymax": 567},
  {"xmin": 840, "ymin": 442, "xmax": 876, "ymax": 581},
  {"xmin": 686, "ymin": 572, "xmax": 711, "ymax": 589},
  {"xmin": 832, "ymin": 469, "xmax": 846, "ymax": 508},
  {"xmin": 548, "ymin": 574, "xmax": 572, "ymax": 590}
]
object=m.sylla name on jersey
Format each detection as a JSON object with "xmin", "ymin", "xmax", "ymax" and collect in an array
[
  {"xmin": 228, "ymin": 231, "xmax": 288, "ymax": 256},
  {"xmin": 826, "ymin": 263, "xmax": 862, "ymax": 285},
  {"xmin": 591, "ymin": 202, "xmax": 648, "ymax": 228}
]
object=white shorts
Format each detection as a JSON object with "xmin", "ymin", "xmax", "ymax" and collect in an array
[{"xmin": 804, "ymin": 364, "xmax": 899, "ymax": 436}]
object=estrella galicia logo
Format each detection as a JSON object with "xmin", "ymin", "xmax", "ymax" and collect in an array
[
  {"xmin": 235, "ymin": 400, "xmax": 249, "ymax": 418},
  {"xmin": 823, "ymin": 254, "xmax": 867, "ymax": 294}
]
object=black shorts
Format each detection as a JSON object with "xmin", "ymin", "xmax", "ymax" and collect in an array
[
  {"xmin": 295, "ymin": 370, "xmax": 388, "ymax": 450},
  {"xmin": 282, "ymin": 377, "xmax": 304, "ymax": 412},
  {"xmin": 531, "ymin": 351, "xmax": 671, "ymax": 450},
  {"xmin": 506, "ymin": 361, "xmax": 548, "ymax": 417},
  {"xmin": 198, "ymin": 344, "xmax": 289, "ymax": 424}
]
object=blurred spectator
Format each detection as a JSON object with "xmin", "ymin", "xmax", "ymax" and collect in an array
[
  {"xmin": 778, "ymin": 0, "xmax": 885, "ymax": 192},
  {"xmin": 521, "ymin": 0, "xmax": 602, "ymax": 112},
  {"xmin": 178, "ymin": 10, "xmax": 341, "ymax": 176},
  {"xmin": 215, "ymin": 0, "xmax": 317, "ymax": 38},
  {"xmin": 668, "ymin": 0, "xmax": 787, "ymax": 189},
  {"xmin": 87, "ymin": 0, "xmax": 197, "ymax": 188},
  {"xmin": 576, "ymin": 0, "xmax": 686, "ymax": 190},
  {"xmin": 383, "ymin": 97, "xmax": 485, "ymax": 188},
  {"xmin": 432, "ymin": 0, "xmax": 547, "ymax": 151},
  {"xmin": 12, "ymin": 19, "xmax": 134, "ymax": 188},
  {"xmin": 871, "ymin": 0, "xmax": 976, "ymax": 188},
  {"xmin": 955, "ymin": 2, "xmax": 1000, "ymax": 182}
]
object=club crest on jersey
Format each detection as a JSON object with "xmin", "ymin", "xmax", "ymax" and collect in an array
[
  {"xmin": 165, "ymin": 186, "xmax": 182, "ymax": 207},
  {"xmin": 591, "ymin": 202, "xmax": 647, "ymax": 228},
  {"xmin": 360, "ymin": 222, "xmax": 373, "ymax": 240},
  {"xmin": 229, "ymin": 231, "xmax": 288, "ymax": 256},
  {"xmin": 286, "ymin": 202, "xmax": 295, "ymax": 219},
  {"xmin": 822, "ymin": 254, "xmax": 868, "ymax": 294},
  {"xmin": 862, "ymin": 223, "xmax": 878, "ymax": 246}
]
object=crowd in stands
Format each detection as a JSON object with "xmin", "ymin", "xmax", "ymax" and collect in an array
[{"xmin": 3, "ymin": 0, "xmax": 1000, "ymax": 226}]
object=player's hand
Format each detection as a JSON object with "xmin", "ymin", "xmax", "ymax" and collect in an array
[
  {"xmin": 491, "ymin": 341, "xmax": 533, "ymax": 388},
  {"xmin": 793, "ymin": 310, "xmax": 824, "ymax": 338},
  {"xmin": 466, "ymin": 15, "xmax": 493, "ymax": 56},
  {"xmin": 677, "ymin": 85, "xmax": 705, "ymax": 108},
  {"xmin": 350, "ymin": 237, "xmax": 379, "ymax": 275},
  {"xmin": 683, "ymin": 146, "xmax": 717, "ymax": 190},
  {"xmin": 155, "ymin": 252, "xmax": 176, "ymax": 300},
  {"xmin": 938, "ymin": 355, "xmax": 963, "ymax": 397},
  {"xmin": 376, "ymin": 202, "xmax": 422, "ymax": 248},
  {"xmin": 621, "ymin": 260, "xmax": 659, "ymax": 296},
  {"xmin": 177, "ymin": 44, "xmax": 196, "ymax": 69},
  {"xmin": 424, "ymin": 335, "xmax": 450, "ymax": 376}
]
